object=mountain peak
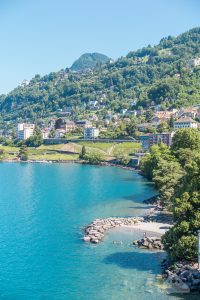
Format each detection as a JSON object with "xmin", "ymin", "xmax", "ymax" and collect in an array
[{"xmin": 70, "ymin": 52, "xmax": 111, "ymax": 72}]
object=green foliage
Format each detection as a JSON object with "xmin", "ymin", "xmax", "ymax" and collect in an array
[
  {"xmin": 25, "ymin": 127, "xmax": 43, "ymax": 147},
  {"xmin": 79, "ymin": 145, "xmax": 86, "ymax": 159},
  {"xmin": 153, "ymin": 159, "xmax": 184, "ymax": 208},
  {"xmin": 84, "ymin": 152, "xmax": 103, "ymax": 164},
  {"xmin": 141, "ymin": 128, "xmax": 200, "ymax": 262},
  {"xmin": 147, "ymin": 78, "xmax": 180, "ymax": 104},
  {"xmin": 19, "ymin": 146, "xmax": 28, "ymax": 161},
  {"xmin": 141, "ymin": 129, "xmax": 200, "ymax": 261},
  {"xmin": 1, "ymin": 28, "xmax": 200, "ymax": 124},
  {"xmin": 0, "ymin": 149, "xmax": 4, "ymax": 160},
  {"xmin": 140, "ymin": 143, "xmax": 174, "ymax": 179},
  {"xmin": 113, "ymin": 148, "xmax": 130, "ymax": 165},
  {"xmin": 163, "ymin": 190, "xmax": 200, "ymax": 262},
  {"xmin": 0, "ymin": 136, "xmax": 15, "ymax": 146},
  {"xmin": 156, "ymin": 122, "xmax": 169, "ymax": 133},
  {"xmin": 172, "ymin": 128, "xmax": 200, "ymax": 152},
  {"xmin": 162, "ymin": 229, "xmax": 198, "ymax": 261},
  {"xmin": 70, "ymin": 53, "xmax": 110, "ymax": 71}
]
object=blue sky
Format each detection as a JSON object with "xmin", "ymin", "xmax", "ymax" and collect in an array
[{"xmin": 0, "ymin": 0, "xmax": 200, "ymax": 94}]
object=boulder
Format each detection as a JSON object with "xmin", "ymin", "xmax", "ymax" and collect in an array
[
  {"xmin": 191, "ymin": 279, "xmax": 200, "ymax": 286},
  {"xmin": 91, "ymin": 238, "xmax": 99, "ymax": 244},
  {"xmin": 83, "ymin": 236, "xmax": 91, "ymax": 242}
]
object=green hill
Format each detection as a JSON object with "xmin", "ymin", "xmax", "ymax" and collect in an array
[
  {"xmin": 70, "ymin": 53, "xmax": 111, "ymax": 71},
  {"xmin": 0, "ymin": 27, "xmax": 200, "ymax": 124}
]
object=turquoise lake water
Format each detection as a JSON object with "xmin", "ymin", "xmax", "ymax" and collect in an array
[{"xmin": 0, "ymin": 163, "xmax": 192, "ymax": 300}]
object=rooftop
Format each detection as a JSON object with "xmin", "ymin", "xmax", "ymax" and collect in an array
[{"xmin": 174, "ymin": 117, "xmax": 197, "ymax": 123}]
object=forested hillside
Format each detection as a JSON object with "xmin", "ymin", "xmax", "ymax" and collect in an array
[{"xmin": 0, "ymin": 27, "xmax": 200, "ymax": 123}]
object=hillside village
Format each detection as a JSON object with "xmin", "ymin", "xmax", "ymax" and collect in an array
[
  {"xmin": 12, "ymin": 104, "xmax": 200, "ymax": 148},
  {"xmin": 0, "ymin": 28, "xmax": 200, "ymax": 163}
]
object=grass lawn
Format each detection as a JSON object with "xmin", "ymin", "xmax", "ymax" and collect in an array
[
  {"xmin": 0, "ymin": 145, "xmax": 19, "ymax": 152},
  {"xmin": 29, "ymin": 153, "xmax": 79, "ymax": 161},
  {"xmin": 78, "ymin": 142, "xmax": 114, "ymax": 151},
  {"xmin": 38, "ymin": 144, "xmax": 66, "ymax": 151},
  {"xmin": 0, "ymin": 141, "xmax": 141, "ymax": 161},
  {"xmin": 78, "ymin": 141, "xmax": 140, "ymax": 155},
  {"xmin": 113, "ymin": 142, "xmax": 141, "ymax": 156}
]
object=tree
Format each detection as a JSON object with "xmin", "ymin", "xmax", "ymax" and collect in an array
[
  {"xmin": 113, "ymin": 148, "xmax": 130, "ymax": 165},
  {"xmin": 25, "ymin": 127, "xmax": 43, "ymax": 147},
  {"xmin": 172, "ymin": 128, "xmax": 200, "ymax": 152},
  {"xmin": 79, "ymin": 145, "xmax": 86, "ymax": 159},
  {"xmin": 126, "ymin": 122, "xmax": 137, "ymax": 137},
  {"xmin": 168, "ymin": 115, "xmax": 174, "ymax": 128},
  {"xmin": 162, "ymin": 154, "xmax": 200, "ymax": 262},
  {"xmin": 55, "ymin": 118, "xmax": 66, "ymax": 129},
  {"xmin": 0, "ymin": 149, "xmax": 4, "ymax": 161},
  {"xmin": 162, "ymin": 192, "xmax": 200, "ymax": 261},
  {"xmin": 48, "ymin": 129, "xmax": 55, "ymax": 138},
  {"xmin": 153, "ymin": 158, "xmax": 184, "ymax": 208},
  {"xmin": 157, "ymin": 122, "xmax": 169, "ymax": 133},
  {"xmin": 84, "ymin": 151, "xmax": 103, "ymax": 164},
  {"xmin": 19, "ymin": 146, "xmax": 28, "ymax": 161},
  {"xmin": 140, "ymin": 143, "xmax": 174, "ymax": 179}
]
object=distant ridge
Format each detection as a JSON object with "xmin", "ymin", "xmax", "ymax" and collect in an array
[
  {"xmin": 70, "ymin": 53, "xmax": 111, "ymax": 71},
  {"xmin": 1, "ymin": 27, "xmax": 200, "ymax": 123}
]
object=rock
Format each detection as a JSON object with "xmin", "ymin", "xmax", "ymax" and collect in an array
[
  {"xmin": 166, "ymin": 270, "xmax": 173, "ymax": 276},
  {"xmin": 133, "ymin": 240, "xmax": 138, "ymax": 245},
  {"xmin": 178, "ymin": 282, "xmax": 190, "ymax": 293},
  {"xmin": 176, "ymin": 263, "xmax": 183, "ymax": 268},
  {"xmin": 132, "ymin": 236, "xmax": 163, "ymax": 250},
  {"xmin": 148, "ymin": 243, "xmax": 153, "ymax": 249},
  {"xmin": 164, "ymin": 261, "xmax": 200, "ymax": 295},
  {"xmin": 191, "ymin": 279, "xmax": 200, "ymax": 286},
  {"xmin": 143, "ymin": 240, "xmax": 149, "ymax": 248},
  {"xmin": 91, "ymin": 238, "xmax": 99, "ymax": 244},
  {"xmin": 83, "ymin": 217, "xmax": 141, "ymax": 244},
  {"xmin": 83, "ymin": 236, "xmax": 91, "ymax": 242},
  {"xmin": 180, "ymin": 270, "xmax": 189, "ymax": 279},
  {"xmin": 192, "ymin": 270, "xmax": 200, "ymax": 279},
  {"xmin": 190, "ymin": 285, "xmax": 198, "ymax": 292}
]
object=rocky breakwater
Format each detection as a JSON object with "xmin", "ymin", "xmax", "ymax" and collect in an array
[
  {"xmin": 133, "ymin": 236, "xmax": 164, "ymax": 250},
  {"xmin": 162, "ymin": 261, "xmax": 200, "ymax": 294},
  {"xmin": 83, "ymin": 217, "xmax": 143, "ymax": 244}
]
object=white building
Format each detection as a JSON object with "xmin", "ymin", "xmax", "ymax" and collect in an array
[
  {"xmin": 173, "ymin": 117, "xmax": 198, "ymax": 130},
  {"xmin": 41, "ymin": 128, "xmax": 50, "ymax": 139},
  {"xmin": 84, "ymin": 127, "xmax": 99, "ymax": 139},
  {"xmin": 55, "ymin": 129, "xmax": 66, "ymax": 138},
  {"xmin": 17, "ymin": 123, "xmax": 35, "ymax": 140}
]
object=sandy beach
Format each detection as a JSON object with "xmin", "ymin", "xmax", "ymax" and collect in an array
[{"xmin": 119, "ymin": 221, "xmax": 172, "ymax": 235}]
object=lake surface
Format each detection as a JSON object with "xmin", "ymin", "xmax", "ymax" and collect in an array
[{"xmin": 0, "ymin": 163, "xmax": 189, "ymax": 299}]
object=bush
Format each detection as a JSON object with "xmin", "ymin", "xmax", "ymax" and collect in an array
[{"xmin": 84, "ymin": 152, "xmax": 103, "ymax": 164}]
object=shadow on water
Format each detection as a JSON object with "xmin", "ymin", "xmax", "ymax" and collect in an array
[
  {"xmin": 103, "ymin": 251, "xmax": 164, "ymax": 274},
  {"xmin": 168, "ymin": 293, "xmax": 200, "ymax": 299},
  {"xmin": 128, "ymin": 205, "xmax": 155, "ymax": 209},
  {"xmin": 122, "ymin": 177, "xmax": 154, "ymax": 185},
  {"xmin": 123, "ymin": 194, "xmax": 157, "ymax": 204}
]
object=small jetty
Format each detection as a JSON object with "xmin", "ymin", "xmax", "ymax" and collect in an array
[{"xmin": 83, "ymin": 217, "xmax": 143, "ymax": 243}]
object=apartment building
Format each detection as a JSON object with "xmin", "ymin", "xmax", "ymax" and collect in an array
[
  {"xmin": 17, "ymin": 123, "xmax": 35, "ymax": 140},
  {"xmin": 84, "ymin": 127, "xmax": 99, "ymax": 139}
]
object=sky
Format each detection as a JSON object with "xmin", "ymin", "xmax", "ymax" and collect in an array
[{"xmin": 0, "ymin": 0, "xmax": 200, "ymax": 94}]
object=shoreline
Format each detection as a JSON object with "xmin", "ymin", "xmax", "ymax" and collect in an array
[
  {"xmin": 1, "ymin": 159, "xmax": 142, "ymax": 173},
  {"xmin": 83, "ymin": 211, "xmax": 172, "ymax": 244},
  {"xmin": 118, "ymin": 221, "xmax": 172, "ymax": 235}
]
